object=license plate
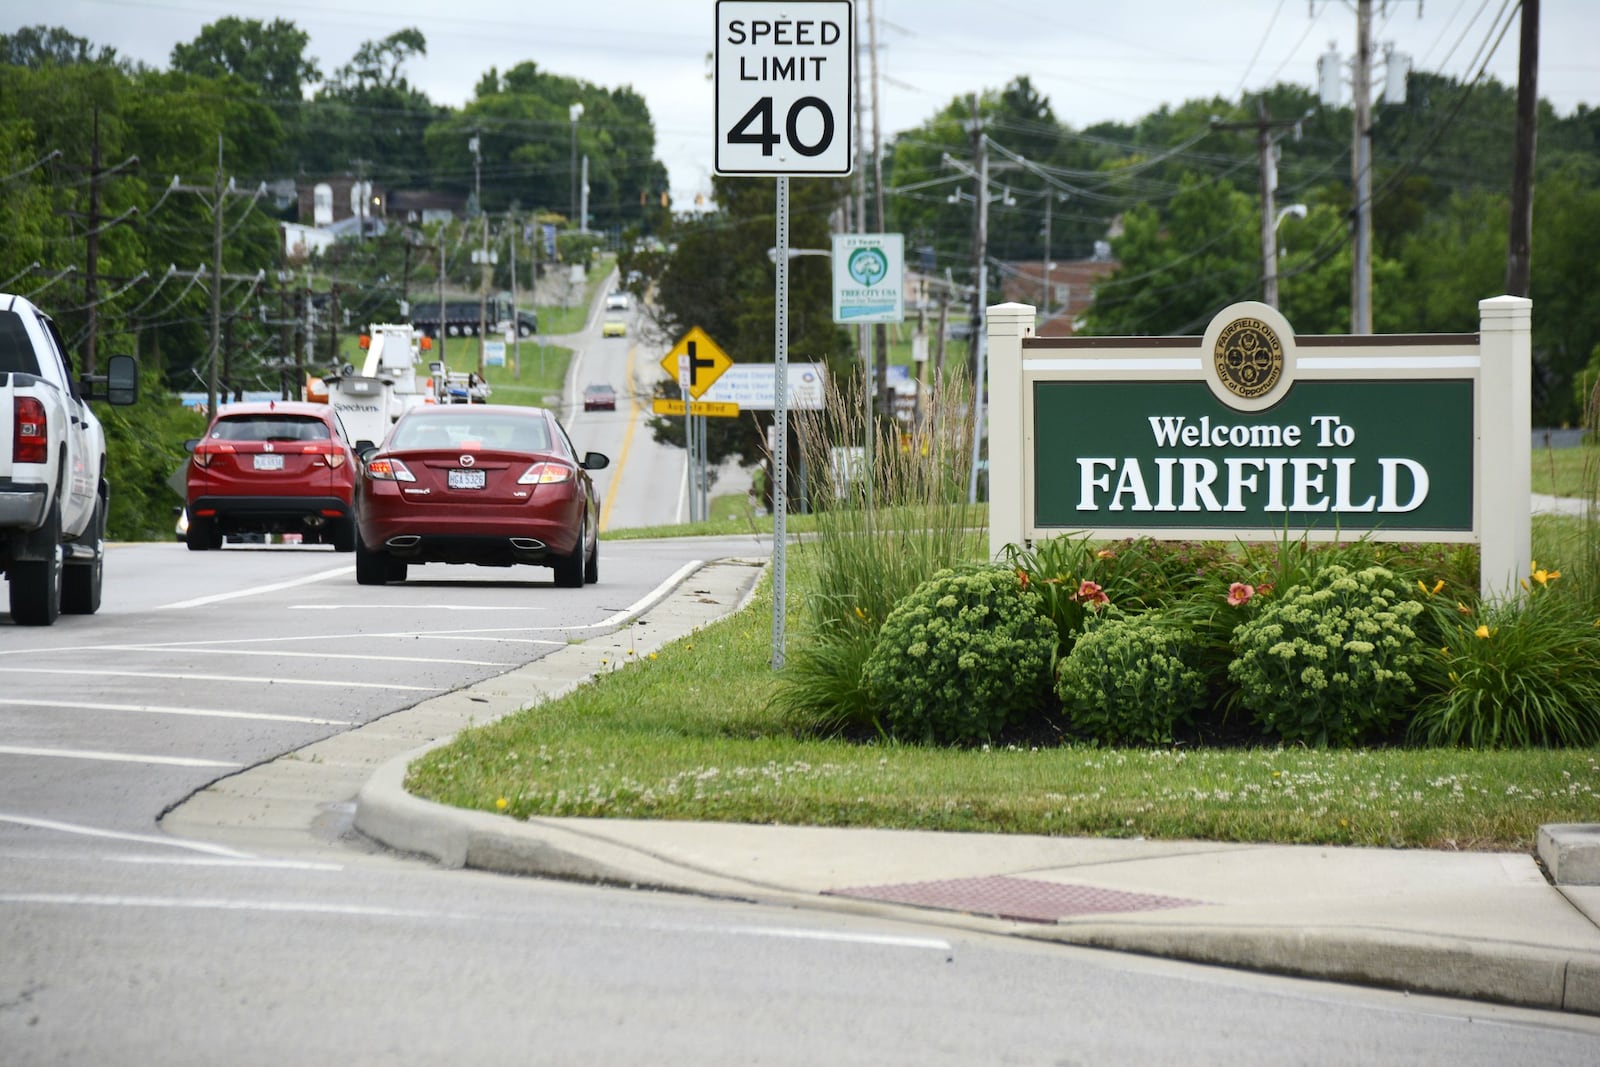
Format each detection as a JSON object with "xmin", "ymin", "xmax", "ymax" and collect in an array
[
  {"xmin": 253, "ymin": 454, "xmax": 284, "ymax": 471},
  {"xmin": 448, "ymin": 468, "xmax": 486, "ymax": 490}
]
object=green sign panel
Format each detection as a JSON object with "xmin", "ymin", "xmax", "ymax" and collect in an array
[{"xmin": 1033, "ymin": 379, "xmax": 1474, "ymax": 531}]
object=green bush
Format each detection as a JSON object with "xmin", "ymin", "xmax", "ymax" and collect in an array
[
  {"xmin": 1411, "ymin": 576, "xmax": 1600, "ymax": 747},
  {"xmin": 1229, "ymin": 564, "xmax": 1426, "ymax": 747},
  {"xmin": 1057, "ymin": 613, "xmax": 1208, "ymax": 745},
  {"xmin": 862, "ymin": 565, "xmax": 1056, "ymax": 745}
]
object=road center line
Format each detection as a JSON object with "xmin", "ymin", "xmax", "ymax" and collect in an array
[
  {"xmin": 0, "ymin": 893, "xmax": 470, "ymax": 920},
  {"xmin": 0, "ymin": 814, "xmax": 252, "ymax": 857},
  {"xmin": 153, "ymin": 566, "xmax": 354, "ymax": 611},
  {"xmin": 0, "ymin": 667, "xmax": 438, "ymax": 692},
  {"xmin": 54, "ymin": 645, "xmax": 511, "ymax": 667},
  {"xmin": 0, "ymin": 697, "xmax": 352, "ymax": 727}
]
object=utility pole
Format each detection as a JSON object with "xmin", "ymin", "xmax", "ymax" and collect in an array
[
  {"xmin": 509, "ymin": 214, "xmax": 520, "ymax": 380},
  {"xmin": 1506, "ymin": 0, "xmax": 1540, "ymax": 297},
  {"xmin": 61, "ymin": 108, "xmax": 139, "ymax": 376},
  {"xmin": 171, "ymin": 135, "xmax": 265, "ymax": 414},
  {"xmin": 868, "ymin": 0, "xmax": 890, "ymax": 420},
  {"xmin": 1211, "ymin": 100, "xmax": 1308, "ymax": 308},
  {"xmin": 966, "ymin": 99, "xmax": 989, "ymax": 504},
  {"xmin": 1351, "ymin": 0, "xmax": 1373, "ymax": 333}
]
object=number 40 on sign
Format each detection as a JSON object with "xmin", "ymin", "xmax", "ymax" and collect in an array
[{"xmin": 715, "ymin": 1, "xmax": 855, "ymax": 177}]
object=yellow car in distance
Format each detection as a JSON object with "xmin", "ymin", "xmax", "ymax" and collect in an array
[{"xmin": 602, "ymin": 317, "xmax": 626, "ymax": 338}]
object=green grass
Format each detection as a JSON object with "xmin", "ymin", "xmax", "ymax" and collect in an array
[
  {"xmin": 405, "ymin": 554, "xmax": 1600, "ymax": 851},
  {"xmin": 1531, "ymin": 441, "xmax": 1599, "ymax": 496}
]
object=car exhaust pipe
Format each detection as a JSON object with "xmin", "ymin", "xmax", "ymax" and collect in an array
[
  {"xmin": 386, "ymin": 535, "xmax": 421, "ymax": 549},
  {"xmin": 509, "ymin": 537, "xmax": 546, "ymax": 552}
]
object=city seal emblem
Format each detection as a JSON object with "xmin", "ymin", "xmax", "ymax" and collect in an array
[{"xmin": 1213, "ymin": 316, "xmax": 1284, "ymax": 400}]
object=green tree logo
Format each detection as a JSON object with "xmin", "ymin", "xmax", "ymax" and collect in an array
[{"xmin": 848, "ymin": 247, "xmax": 888, "ymax": 287}]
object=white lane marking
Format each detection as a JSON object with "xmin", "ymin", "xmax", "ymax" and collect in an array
[
  {"xmin": 154, "ymin": 566, "xmax": 354, "ymax": 611},
  {"xmin": 727, "ymin": 926, "xmax": 952, "ymax": 951},
  {"xmin": 293, "ymin": 604, "xmax": 566, "ymax": 612},
  {"xmin": 0, "ymin": 814, "xmax": 252, "ymax": 857},
  {"xmin": 23, "ymin": 645, "xmax": 512, "ymax": 667},
  {"xmin": 0, "ymin": 667, "xmax": 437, "ymax": 692},
  {"xmin": 108, "ymin": 856, "xmax": 344, "ymax": 872},
  {"xmin": 0, "ymin": 893, "xmax": 469, "ymax": 920},
  {"xmin": 0, "ymin": 698, "xmax": 352, "ymax": 727},
  {"xmin": 0, "ymin": 745, "xmax": 241, "ymax": 769}
]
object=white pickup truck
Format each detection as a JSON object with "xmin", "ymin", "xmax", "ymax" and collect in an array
[{"xmin": 1, "ymin": 292, "xmax": 138, "ymax": 625}]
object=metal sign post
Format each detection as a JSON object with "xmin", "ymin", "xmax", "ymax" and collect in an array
[{"xmin": 715, "ymin": 0, "xmax": 853, "ymax": 669}]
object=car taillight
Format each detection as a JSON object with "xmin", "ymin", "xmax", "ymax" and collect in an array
[
  {"xmin": 13, "ymin": 397, "xmax": 47, "ymax": 464},
  {"xmin": 301, "ymin": 441, "xmax": 346, "ymax": 468},
  {"xmin": 365, "ymin": 457, "xmax": 415, "ymax": 482},
  {"xmin": 518, "ymin": 462, "xmax": 573, "ymax": 485},
  {"xmin": 190, "ymin": 441, "xmax": 235, "ymax": 469}
]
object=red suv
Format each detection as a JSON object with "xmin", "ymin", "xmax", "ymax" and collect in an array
[{"xmin": 184, "ymin": 401, "xmax": 360, "ymax": 551}]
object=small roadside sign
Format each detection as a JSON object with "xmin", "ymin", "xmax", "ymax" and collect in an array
[
  {"xmin": 660, "ymin": 326, "xmax": 734, "ymax": 399},
  {"xmin": 652, "ymin": 399, "xmax": 741, "ymax": 418},
  {"xmin": 832, "ymin": 232, "xmax": 903, "ymax": 323}
]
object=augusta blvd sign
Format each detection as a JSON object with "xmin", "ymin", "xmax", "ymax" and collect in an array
[
  {"xmin": 698, "ymin": 363, "xmax": 827, "ymax": 410},
  {"xmin": 986, "ymin": 298, "xmax": 1534, "ymax": 600}
]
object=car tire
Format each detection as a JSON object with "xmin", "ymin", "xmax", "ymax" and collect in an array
[
  {"xmin": 9, "ymin": 500, "xmax": 63, "ymax": 626},
  {"xmin": 185, "ymin": 515, "xmax": 220, "ymax": 551},
  {"xmin": 583, "ymin": 535, "xmax": 598, "ymax": 584},
  {"xmin": 552, "ymin": 522, "xmax": 586, "ymax": 589},
  {"xmin": 331, "ymin": 516, "xmax": 357, "ymax": 553},
  {"xmin": 62, "ymin": 492, "xmax": 106, "ymax": 615},
  {"xmin": 355, "ymin": 537, "xmax": 391, "ymax": 585}
]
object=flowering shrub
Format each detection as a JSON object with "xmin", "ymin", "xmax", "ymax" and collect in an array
[
  {"xmin": 1056, "ymin": 613, "xmax": 1208, "ymax": 745},
  {"xmin": 862, "ymin": 565, "xmax": 1056, "ymax": 745},
  {"xmin": 1411, "ymin": 565, "xmax": 1600, "ymax": 748},
  {"xmin": 1228, "ymin": 564, "xmax": 1426, "ymax": 747}
]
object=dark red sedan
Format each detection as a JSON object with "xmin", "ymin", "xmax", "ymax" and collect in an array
[
  {"xmin": 355, "ymin": 404, "xmax": 608, "ymax": 587},
  {"xmin": 184, "ymin": 401, "xmax": 360, "ymax": 551}
]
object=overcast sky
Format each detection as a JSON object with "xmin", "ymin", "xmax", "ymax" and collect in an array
[{"xmin": 24, "ymin": 1, "xmax": 1598, "ymax": 202}]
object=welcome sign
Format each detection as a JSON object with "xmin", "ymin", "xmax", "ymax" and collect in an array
[{"xmin": 987, "ymin": 299, "xmax": 1533, "ymax": 599}]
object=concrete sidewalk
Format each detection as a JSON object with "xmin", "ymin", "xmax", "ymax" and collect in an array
[{"xmin": 166, "ymin": 555, "xmax": 1600, "ymax": 1018}]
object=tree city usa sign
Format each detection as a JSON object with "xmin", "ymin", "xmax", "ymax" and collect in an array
[
  {"xmin": 986, "ymin": 298, "xmax": 1534, "ymax": 599},
  {"xmin": 715, "ymin": 0, "xmax": 853, "ymax": 175}
]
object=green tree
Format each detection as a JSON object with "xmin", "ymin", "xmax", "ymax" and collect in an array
[
  {"xmin": 0, "ymin": 25, "xmax": 122, "ymax": 68},
  {"xmin": 169, "ymin": 17, "xmax": 320, "ymax": 104}
]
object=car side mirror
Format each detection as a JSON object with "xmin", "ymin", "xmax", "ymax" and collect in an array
[
  {"xmin": 582, "ymin": 451, "xmax": 610, "ymax": 471},
  {"xmin": 183, "ymin": 438, "xmax": 200, "ymax": 453},
  {"xmin": 354, "ymin": 440, "xmax": 376, "ymax": 453},
  {"xmin": 81, "ymin": 354, "xmax": 139, "ymax": 405}
]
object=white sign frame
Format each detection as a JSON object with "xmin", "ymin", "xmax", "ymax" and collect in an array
[
  {"xmin": 715, "ymin": 1, "xmax": 854, "ymax": 176},
  {"xmin": 831, "ymin": 232, "xmax": 903, "ymax": 323}
]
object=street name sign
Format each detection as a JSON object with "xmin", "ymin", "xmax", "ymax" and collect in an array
[
  {"xmin": 715, "ymin": 1, "xmax": 854, "ymax": 176},
  {"xmin": 699, "ymin": 362, "xmax": 827, "ymax": 410},
  {"xmin": 660, "ymin": 326, "xmax": 734, "ymax": 399},
  {"xmin": 652, "ymin": 399, "xmax": 741, "ymax": 418}
]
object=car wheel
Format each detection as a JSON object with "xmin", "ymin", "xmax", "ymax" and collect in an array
[
  {"xmin": 583, "ymin": 534, "xmax": 598, "ymax": 584},
  {"xmin": 331, "ymin": 516, "xmax": 357, "ymax": 553},
  {"xmin": 552, "ymin": 521, "xmax": 586, "ymax": 589},
  {"xmin": 355, "ymin": 536, "xmax": 392, "ymax": 585},
  {"xmin": 9, "ymin": 500, "xmax": 62, "ymax": 626},
  {"xmin": 185, "ymin": 515, "xmax": 220, "ymax": 551},
  {"xmin": 62, "ymin": 492, "xmax": 106, "ymax": 615}
]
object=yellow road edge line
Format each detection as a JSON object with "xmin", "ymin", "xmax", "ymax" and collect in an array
[{"xmin": 598, "ymin": 339, "xmax": 641, "ymax": 533}]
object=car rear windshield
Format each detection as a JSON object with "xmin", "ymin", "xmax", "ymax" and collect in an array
[
  {"xmin": 391, "ymin": 416, "xmax": 552, "ymax": 453},
  {"xmin": 0, "ymin": 310, "xmax": 42, "ymax": 376},
  {"xmin": 210, "ymin": 415, "xmax": 332, "ymax": 442}
]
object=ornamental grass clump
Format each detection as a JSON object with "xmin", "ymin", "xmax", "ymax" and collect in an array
[
  {"xmin": 1056, "ymin": 613, "xmax": 1208, "ymax": 745},
  {"xmin": 862, "ymin": 565, "xmax": 1056, "ymax": 745},
  {"xmin": 1229, "ymin": 564, "xmax": 1426, "ymax": 747},
  {"xmin": 1411, "ymin": 565, "xmax": 1600, "ymax": 748}
]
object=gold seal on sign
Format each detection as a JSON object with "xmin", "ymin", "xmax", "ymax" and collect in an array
[{"xmin": 1213, "ymin": 317, "xmax": 1284, "ymax": 400}]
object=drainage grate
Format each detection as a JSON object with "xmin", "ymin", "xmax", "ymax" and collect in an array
[{"xmin": 823, "ymin": 875, "xmax": 1206, "ymax": 924}]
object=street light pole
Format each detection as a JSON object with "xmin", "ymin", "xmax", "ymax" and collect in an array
[{"xmin": 569, "ymin": 103, "xmax": 584, "ymax": 226}]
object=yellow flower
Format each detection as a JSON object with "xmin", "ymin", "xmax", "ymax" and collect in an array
[
  {"xmin": 1533, "ymin": 567, "xmax": 1560, "ymax": 586},
  {"xmin": 495, "ymin": 797, "xmax": 509, "ymax": 811},
  {"xmin": 1455, "ymin": 601, "xmax": 1471, "ymax": 615},
  {"xmin": 854, "ymin": 605, "xmax": 868, "ymax": 620},
  {"xmin": 648, "ymin": 652, "xmax": 658, "ymax": 660},
  {"xmin": 1417, "ymin": 578, "xmax": 1445, "ymax": 596},
  {"xmin": 1474, "ymin": 624, "xmax": 1491, "ymax": 639}
]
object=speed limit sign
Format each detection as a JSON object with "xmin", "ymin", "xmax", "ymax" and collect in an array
[{"xmin": 715, "ymin": 1, "xmax": 854, "ymax": 176}]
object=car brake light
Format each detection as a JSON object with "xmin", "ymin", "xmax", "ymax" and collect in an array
[
  {"xmin": 366, "ymin": 457, "xmax": 415, "ymax": 482},
  {"xmin": 13, "ymin": 397, "xmax": 47, "ymax": 464},
  {"xmin": 301, "ymin": 441, "xmax": 346, "ymax": 468},
  {"xmin": 190, "ymin": 441, "xmax": 236, "ymax": 469},
  {"xmin": 518, "ymin": 462, "xmax": 573, "ymax": 485}
]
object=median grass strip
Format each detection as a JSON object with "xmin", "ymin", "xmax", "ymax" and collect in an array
[{"xmin": 404, "ymin": 557, "xmax": 1600, "ymax": 852}]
